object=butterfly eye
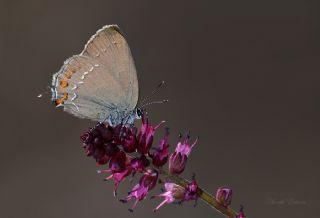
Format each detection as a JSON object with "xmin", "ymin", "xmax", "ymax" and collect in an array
[{"xmin": 136, "ymin": 108, "xmax": 143, "ymax": 118}]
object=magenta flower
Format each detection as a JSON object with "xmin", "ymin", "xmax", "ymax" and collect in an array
[
  {"xmin": 216, "ymin": 186, "xmax": 233, "ymax": 207},
  {"xmin": 97, "ymin": 151, "xmax": 131, "ymax": 195},
  {"xmin": 153, "ymin": 176, "xmax": 199, "ymax": 211},
  {"xmin": 121, "ymin": 169, "xmax": 158, "ymax": 211},
  {"xmin": 130, "ymin": 155, "xmax": 150, "ymax": 176},
  {"xmin": 98, "ymin": 168, "xmax": 131, "ymax": 195},
  {"xmin": 149, "ymin": 128, "xmax": 170, "ymax": 167},
  {"xmin": 168, "ymin": 134, "xmax": 198, "ymax": 174},
  {"xmin": 121, "ymin": 183, "xmax": 148, "ymax": 212},
  {"xmin": 183, "ymin": 175, "xmax": 199, "ymax": 202},
  {"xmin": 152, "ymin": 182, "xmax": 185, "ymax": 211},
  {"xmin": 137, "ymin": 117, "xmax": 165, "ymax": 154}
]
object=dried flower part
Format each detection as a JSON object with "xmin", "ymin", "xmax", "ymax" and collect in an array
[
  {"xmin": 168, "ymin": 134, "xmax": 198, "ymax": 175},
  {"xmin": 80, "ymin": 123, "xmax": 116, "ymax": 165},
  {"xmin": 150, "ymin": 128, "xmax": 170, "ymax": 167},
  {"xmin": 216, "ymin": 186, "xmax": 233, "ymax": 207}
]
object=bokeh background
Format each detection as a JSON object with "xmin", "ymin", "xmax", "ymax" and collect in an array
[{"xmin": 1, "ymin": 0, "xmax": 319, "ymax": 217}]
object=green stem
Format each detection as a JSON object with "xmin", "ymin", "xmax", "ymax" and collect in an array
[{"xmin": 158, "ymin": 168, "xmax": 238, "ymax": 218}]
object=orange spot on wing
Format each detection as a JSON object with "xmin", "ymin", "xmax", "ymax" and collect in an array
[
  {"xmin": 54, "ymin": 92, "xmax": 69, "ymax": 106},
  {"xmin": 55, "ymin": 99, "xmax": 63, "ymax": 105},
  {"xmin": 60, "ymin": 79, "xmax": 68, "ymax": 88},
  {"xmin": 63, "ymin": 92, "xmax": 68, "ymax": 100}
]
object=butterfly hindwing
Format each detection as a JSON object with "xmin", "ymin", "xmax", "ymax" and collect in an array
[{"xmin": 51, "ymin": 25, "xmax": 139, "ymax": 122}]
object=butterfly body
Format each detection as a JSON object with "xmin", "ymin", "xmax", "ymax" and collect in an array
[{"xmin": 51, "ymin": 25, "xmax": 140, "ymax": 126}]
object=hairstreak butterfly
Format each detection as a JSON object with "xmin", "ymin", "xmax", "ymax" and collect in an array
[{"xmin": 50, "ymin": 25, "xmax": 143, "ymax": 126}]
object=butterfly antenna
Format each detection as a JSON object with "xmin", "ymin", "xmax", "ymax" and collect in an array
[
  {"xmin": 141, "ymin": 99, "xmax": 168, "ymax": 109},
  {"xmin": 139, "ymin": 81, "xmax": 165, "ymax": 106}
]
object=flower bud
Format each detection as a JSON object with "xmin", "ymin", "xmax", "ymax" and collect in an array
[
  {"xmin": 184, "ymin": 176, "xmax": 198, "ymax": 201},
  {"xmin": 139, "ymin": 169, "xmax": 158, "ymax": 190},
  {"xmin": 81, "ymin": 125, "xmax": 112, "ymax": 165},
  {"xmin": 216, "ymin": 186, "xmax": 233, "ymax": 207},
  {"xmin": 168, "ymin": 133, "xmax": 198, "ymax": 175},
  {"xmin": 122, "ymin": 127, "xmax": 138, "ymax": 153},
  {"xmin": 113, "ymin": 124, "xmax": 126, "ymax": 145},
  {"xmin": 93, "ymin": 136, "xmax": 103, "ymax": 146},
  {"xmin": 95, "ymin": 152, "xmax": 110, "ymax": 165},
  {"xmin": 168, "ymin": 152, "xmax": 187, "ymax": 174},
  {"xmin": 109, "ymin": 151, "xmax": 126, "ymax": 173},
  {"xmin": 80, "ymin": 131, "xmax": 92, "ymax": 144},
  {"xmin": 95, "ymin": 123, "xmax": 114, "ymax": 142},
  {"xmin": 105, "ymin": 142, "xmax": 119, "ymax": 157}
]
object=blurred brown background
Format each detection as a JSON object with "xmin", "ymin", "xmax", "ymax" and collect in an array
[{"xmin": 0, "ymin": 0, "xmax": 319, "ymax": 217}]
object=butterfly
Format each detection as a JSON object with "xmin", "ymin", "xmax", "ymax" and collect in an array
[{"xmin": 50, "ymin": 25, "xmax": 144, "ymax": 126}]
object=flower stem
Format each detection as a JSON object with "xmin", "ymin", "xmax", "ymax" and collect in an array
[{"xmin": 158, "ymin": 168, "xmax": 238, "ymax": 218}]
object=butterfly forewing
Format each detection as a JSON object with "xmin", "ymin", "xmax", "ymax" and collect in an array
[{"xmin": 81, "ymin": 25, "xmax": 138, "ymax": 110}]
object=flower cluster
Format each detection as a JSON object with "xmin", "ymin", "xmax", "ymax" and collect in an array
[
  {"xmin": 80, "ymin": 116, "xmax": 245, "ymax": 216},
  {"xmin": 81, "ymin": 118, "xmax": 163, "ymax": 195}
]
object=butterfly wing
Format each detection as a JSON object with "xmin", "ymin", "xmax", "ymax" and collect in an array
[{"xmin": 51, "ymin": 25, "xmax": 139, "ymax": 122}]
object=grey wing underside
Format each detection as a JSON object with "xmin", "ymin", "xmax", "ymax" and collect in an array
[{"xmin": 52, "ymin": 25, "xmax": 139, "ymax": 122}]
